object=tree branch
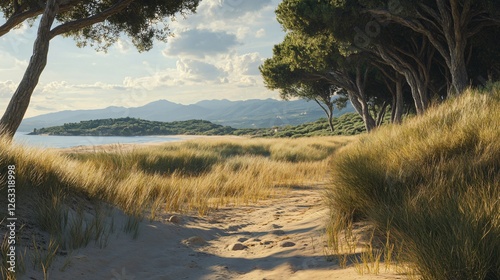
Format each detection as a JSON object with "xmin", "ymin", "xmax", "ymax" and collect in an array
[
  {"xmin": 49, "ymin": 0, "xmax": 135, "ymax": 39},
  {"xmin": 0, "ymin": 0, "xmax": 81, "ymax": 37}
]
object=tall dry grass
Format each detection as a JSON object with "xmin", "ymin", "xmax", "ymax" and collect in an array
[
  {"xmin": 0, "ymin": 135, "xmax": 355, "ymax": 277},
  {"xmin": 326, "ymin": 89, "xmax": 500, "ymax": 279},
  {"xmin": 64, "ymin": 136, "xmax": 355, "ymax": 215}
]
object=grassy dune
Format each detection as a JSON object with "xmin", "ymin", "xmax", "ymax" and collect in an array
[
  {"xmin": 326, "ymin": 89, "xmax": 500, "ymax": 279},
  {"xmin": 0, "ymin": 135, "xmax": 354, "ymax": 278}
]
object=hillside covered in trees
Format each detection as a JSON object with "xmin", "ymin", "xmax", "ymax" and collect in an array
[
  {"xmin": 28, "ymin": 114, "xmax": 376, "ymax": 138},
  {"xmin": 29, "ymin": 118, "xmax": 236, "ymax": 136}
]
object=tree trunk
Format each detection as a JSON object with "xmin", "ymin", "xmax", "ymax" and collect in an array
[
  {"xmin": 392, "ymin": 77, "xmax": 404, "ymax": 124},
  {"xmin": 327, "ymin": 102, "xmax": 334, "ymax": 132},
  {"xmin": 360, "ymin": 100, "xmax": 376, "ymax": 132},
  {"xmin": 404, "ymin": 74, "xmax": 427, "ymax": 115},
  {"xmin": 313, "ymin": 98, "xmax": 335, "ymax": 132},
  {"xmin": 0, "ymin": 0, "xmax": 59, "ymax": 138},
  {"xmin": 348, "ymin": 91, "xmax": 376, "ymax": 132},
  {"xmin": 449, "ymin": 50, "xmax": 468, "ymax": 94},
  {"xmin": 327, "ymin": 113, "xmax": 334, "ymax": 132},
  {"xmin": 376, "ymin": 101, "xmax": 389, "ymax": 127}
]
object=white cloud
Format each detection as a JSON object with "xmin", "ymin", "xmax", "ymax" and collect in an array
[
  {"xmin": 232, "ymin": 52, "xmax": 264, "ymax": 76},
  {"xmin": 163, "ymin": 29, "xmax": 239, "ymax": 58},
  {"xmin": 256, "ymin": 28, "xmax": 266, "ymax": 38},
  {"xmin": 115, "ymin": 39, "xmax": 131, "ymax": 54},
  {"xmin": 0, "ymin": 81, "xmax": 17, "ymax": 98},
  {"xmin": 176, "ymin": 58, "xmax": 228, "ymax": 82},
  {"xmin": 0, "ymin": 51, "xmax": 28, "ymax": 71},
  {"xmin": 169, "ymin": 0, "xmax": 275, "ymax": 38},
  {"xmin": 205, "ymin": 0, "xmax": 273, "ymax": 19},
  {"xmin": 236, "ymin": 27, "xmax": 251, "ymax": 40},
  {"xmin": 1, "ymin": 0, "xmax": 286, "ymax": 118}
]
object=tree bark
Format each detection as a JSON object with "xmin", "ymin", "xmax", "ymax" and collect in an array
[
  {"xmin": 329, "ymin": 67, "xmax": 376, "ymax": 132},
  {"xmin": 392, "ymin": 77, "xmax": 404, "ymax": 124},
  {"xmin": 346, "ymin": 90, "xmax": 375, "ymax": 131},
  {"xmin": 313, "ymin": 98, "xmax": 335, "ymax": 132},
  {"xmin": 368, "ymin": 0, "xmax": 482, "ymax": 95},
  {"xmin": 373, "ymin": 42, "xmax": 431, "ymax": 115},
  {"xmin": 360, "ymin": 99, "xmax": 376, "ymax": 132},
  {"xmin": 376, "ymin": 101, "xmax": 389, "ymax": 127},
  {"xmin": 355, "ymin": 66, "xmax": 376, "ymax": 132},
  {"xmin": 0, "ymin": 0, "xmax": 59, "ymax": 138},
  {"xmin": 449, "ymin": 48, "xmax": 468, "ymax": 94}
]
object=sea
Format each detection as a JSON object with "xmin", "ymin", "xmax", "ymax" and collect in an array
[{"xmin": 13, "ymin": 132, "xmax": 186, "ymax": 149}]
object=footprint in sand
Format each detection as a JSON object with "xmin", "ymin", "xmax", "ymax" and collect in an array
[
  {"xmin": 271, "ymin": 229, "xmax": 285, "ymax": 235},
  {"xmin": 280, "ymin": 241, "xmax": 296, "ymax": 247}
]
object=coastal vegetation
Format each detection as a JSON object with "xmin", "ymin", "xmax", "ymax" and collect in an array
[
  {"xmin": 29, "ymin": 118, "xmax": 236, "ymax": 136},
  {"xmin": 28, "ymin": 113, "xmax": 375, "ymax": 137},
  {"xmin": 0, "ymin": 135, "xmax": 353, "ymax": 279},
  {"xmin": 326, "ymin": 88, "xmax": 500, "ymax": 279},
  {"xmin": 1, "ymin": 0, "xmax": 499, "ymax": 279},
  {"xmin": 2, "ymin": 88, "xmax": 499, "ymax": 278}
]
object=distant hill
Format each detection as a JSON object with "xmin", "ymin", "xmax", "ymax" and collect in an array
[
  {"xmin": 19, "ymin": 98, "xmax": 354, "ymax": 131},
  {"xmin": 234, "ymin": 112, "xmax": 373, "ymax": 138},
  {"xmin": 30, "ymin": 118, "xmax": 236, "ymax": 136},
  {"xmin": 29, "ymin": 114, "xmax": 371, "ymax": 138}
]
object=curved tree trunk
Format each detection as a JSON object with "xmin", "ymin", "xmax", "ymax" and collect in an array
[
  {"xmin": 376, "ymin": 101, "xmax": 389, "ymax": 127},
  {"xmin": 392, "ymin": 77, "xmax": 404, "ymax": 124},
  {"xmin": 313, "ymin": 98, "xmax": 335, "ymax": 132},
  {"xmin": 0, "ymin": 0, "xmax": 59, "ymax": 138},
  {"xmin": 356, "ymin": 67, "xmax": 376, "ymax": 132},
  {"xmin": 360, "ymin": 100, "xmax": 376, "ymax": 132},
  {"xmin": 347, "ymin": 91, "xmax": 376, "ymax": 132}
]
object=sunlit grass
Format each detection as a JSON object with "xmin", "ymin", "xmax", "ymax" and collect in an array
[
  {"xmin": 63, "ymin": 136, "xmax": 355, "ymax": 214},
  {"xmin": 325, "ymin": 88, "xmax": 500, "ymax": 279},
  {"xmin": 0, "ymin": 135, "xmax": 355, "ymax": 277}
]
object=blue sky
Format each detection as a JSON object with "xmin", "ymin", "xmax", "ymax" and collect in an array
[{"xmin": 0, "ymin": 0, "xmax": 285, "ymax": 118}]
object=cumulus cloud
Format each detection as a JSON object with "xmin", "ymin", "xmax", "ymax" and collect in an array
[
  {"xmin": 256, "ymin": 28, "xmax": 266, "ymax": 38},
  {"xmin": 168, "ymin": 0, "xmax": 275, "ymax": 41},
  {"xmin": 163, "ymin": 29, "xmax": 238, "ymax": 58},
  {"xmin": 0, "ymin": 51, "xmax": 28, "ymax": 71},
  {"xmin": 176, "ymin": 58, "xmax": 228, "ymax": 82},
  {"xmin": 0, "ymin": 81, "xmax": 17, "ymax": 98},
  {"xmin": 119, "ymin": 58, "xmax": 227, "ymax": 91},
  {"xmin": 205, "ymin": 0, "xmax": 273, "ymax": 19},
  {"xmin": 219, "ymin": 52, "xmax": 264, "ymax": 78}
]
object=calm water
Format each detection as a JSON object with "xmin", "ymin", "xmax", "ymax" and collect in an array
[{"xmin": 13, "ymin": 132, "xmax": 185, "ymax": 148}]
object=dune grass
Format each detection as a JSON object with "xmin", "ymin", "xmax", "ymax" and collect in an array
[
  {"xmin": 325, "ymin": 89, "xmax": 500, "ymax": 279},
  {"xmin": 0, "ymin": 135, "xmax": 354, "ymax": 278}
]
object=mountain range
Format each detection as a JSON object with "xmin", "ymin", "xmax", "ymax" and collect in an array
[{"xmin": 19, "ymin": 98, "xmax": 354, "ymax": 131}]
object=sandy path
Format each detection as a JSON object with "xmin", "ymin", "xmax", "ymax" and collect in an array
[{"xmin": 29, "ymin": 186, "xmax": 405, "ymax": 280}]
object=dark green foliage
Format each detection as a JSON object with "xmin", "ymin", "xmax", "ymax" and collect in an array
[
  {"xmin": 30, "ymin": 118, "xmax": 236, "ymax": 136},
  {"xmin": 237, "ymin": 112, "xmax": 395, "ymax": 138},
  {"xmin": 0, "ymin": 0, "xmax": 200, "ymax": 52},
  {"xmin": 259, "ymin": 112, "xmax": 392, "ymax": 138},
  {"xmin": 29, "ymin": 113, "xmax": 384, "ymax": 138}
]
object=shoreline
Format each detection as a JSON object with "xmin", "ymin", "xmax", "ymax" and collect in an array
[{"xmin": 56, "ymin": 135, "xmax": 248, "ymax": 153}]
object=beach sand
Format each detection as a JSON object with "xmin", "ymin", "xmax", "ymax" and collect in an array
[{"xmin": 22, "ymin": 185, "xmax": 405, "ymax": 280}]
